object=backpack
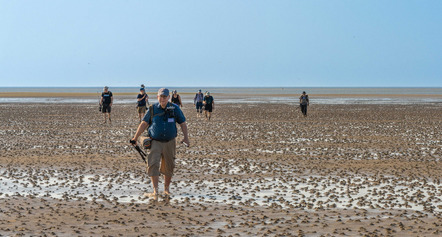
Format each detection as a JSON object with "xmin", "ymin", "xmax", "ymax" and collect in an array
[{"xmin": 300, "ymin": 95, "xmax": 308, "ymax": 105}]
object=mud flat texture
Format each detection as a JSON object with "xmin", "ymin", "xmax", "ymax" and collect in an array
[{"xmin": 0, "ymin": 101, "xmax": 441, "ymax": 236}]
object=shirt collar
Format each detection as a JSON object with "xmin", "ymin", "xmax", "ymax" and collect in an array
[{"xmin": 155, "ymin": 102, "xmax": 170, "ymax": 110}]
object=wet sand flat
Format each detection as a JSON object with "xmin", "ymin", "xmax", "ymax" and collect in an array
[{"xmin": 0, "ymin": 101, "xmax": 441, "ymax": 236}]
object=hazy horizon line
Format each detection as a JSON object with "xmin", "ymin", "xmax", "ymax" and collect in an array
[{"xmin": 1, "ymin": 86, "xmax": 441, "ymax": 89}]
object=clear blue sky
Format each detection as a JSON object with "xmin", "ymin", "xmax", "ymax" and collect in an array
[{"xmin": 1, "ymin": 0, "xmax": 441, "ymax": 87}]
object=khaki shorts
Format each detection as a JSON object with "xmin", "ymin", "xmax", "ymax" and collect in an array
[
  {"xmin": 140, "ymin": 137, "xmax": 176, "ymax": 177},
  {"xmin": 137, "ymin": 106, "xmax": 147, "ymax": 114}
]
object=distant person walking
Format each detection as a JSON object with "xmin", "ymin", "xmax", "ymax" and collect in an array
[
  {"xmin": 299, "ymin": 91, "xmax": 309, "ymax": 117},
  {"xmin": 137, "ymin": 87, "xmax": 149, "ymax": 122},
  {"xmin": 140, "ymin": 84, "xmax": 149, "ymax": 106},
  {"xmin": 171, "ymin": 90, "xmax": 183, "ymax": 107},
  {"xmin": 203, "ymin": 92, "xmax": 214, "ymax": 121},
  {"xmin": 100, "ymin": 86, "xmax": 113, "ymax": 123},
  {"xmin": 194, "ymin": 89, "xmax": 204, "ymax": 117},
  {"xmin": 131, "ymin": 88, "xmax": 189, "ymax": 198}
]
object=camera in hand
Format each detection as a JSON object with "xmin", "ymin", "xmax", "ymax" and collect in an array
[
  {"xmin": 130, "ymin": 138, "xmax": 151, "ymax": 149},
  {"xmin": 143, "ymin": 137, "xmax": 152, "ymax": 149}
]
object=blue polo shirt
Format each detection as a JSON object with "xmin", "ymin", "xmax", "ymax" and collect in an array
[{"xmin": 143, "ymin": 102, "xmax": 186, "ymax": 141}]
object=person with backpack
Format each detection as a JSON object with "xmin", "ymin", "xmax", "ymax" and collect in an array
[
  {"xmin": 170, "ymin": 90, "xmax": 183, "ymax": 107},
  {"xmin": 131, "ymin": 88, "xmax": 189, "ymax": 198},
  {"xmin": 194, "ymin": 89, "xmax": 204, "ymax": 117},
  {"xmin": 299, "ymin": 91, "xmax": 309, "ymax": 117},
  {"xmin": 100, "ymin": 86, "xmax": 113, "ymax": 124},
  {"xmin": 137, "ymin": 87, "xmax": 149, "ymax": 122},
  {"xmin": 203, "ymin": 91, "xmax": 214, "ymax": 121}
]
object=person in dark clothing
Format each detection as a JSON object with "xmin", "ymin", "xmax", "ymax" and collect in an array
[
  {"xmin": 299, "ymin": 91, "xmax": 309, "ymax": 117},
  {"xmin": 170, "ymin": 90, "xmax": 183, "ymax": 107},
  {"xmin": 194, "ymin": 89, "xmax": 204, "ymax": 117},
  {"xmin": 203, "ymin": 92, "xmax": 214, "ymax": 121},
  {"xmin": 100, "ymin": 86, "xmax": 113, "ymax": 123},
  {"xmin": 137, "ymin": 88, "xmax": 149, "ymax": 122}
]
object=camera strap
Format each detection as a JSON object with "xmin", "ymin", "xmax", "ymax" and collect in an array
[
  {"xmin": 134, "ymin": 145, "xmax": 147, "ymax": 164},
  {"xmin": 148, "ymin": 105, "xmax": 154, "ymax": 128},
  {"xmin": 147, "ymin": 105, "xmax": 166, "ymax": 128}
]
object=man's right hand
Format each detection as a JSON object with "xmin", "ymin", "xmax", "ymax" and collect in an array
[
  {"xmin": 181, "ymin": 138, "xmax": 190, "ymax": 147},
  {"xmin": 130, "ymin": 139, "xmax": 137, "ymax": 145}
]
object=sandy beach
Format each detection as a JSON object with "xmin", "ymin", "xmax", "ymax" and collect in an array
[{"xmin": 0, "ymin": 96, "xmax": 441, "ymax": 236}]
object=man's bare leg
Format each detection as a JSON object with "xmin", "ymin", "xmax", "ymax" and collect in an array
[
  {"xmin": 164, "ymin": 176, "xmax": 171, "ymax": 195},
  {"xmin": 150, "ymin": 176, "xmax": 159, "ymax": 195}
]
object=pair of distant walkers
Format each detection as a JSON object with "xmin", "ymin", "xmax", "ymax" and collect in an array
[
  {"xmin": 99, "ymin": 85, "xmax": 151, "ymax": 124},
  {"xmin": 194, "ymin": 89, "xmax": 215, "ymax": 120}
]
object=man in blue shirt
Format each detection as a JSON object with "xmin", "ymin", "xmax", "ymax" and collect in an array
[{"xmin": 131, "ymin": 88, "xmax": 189, "ymax": 198}]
